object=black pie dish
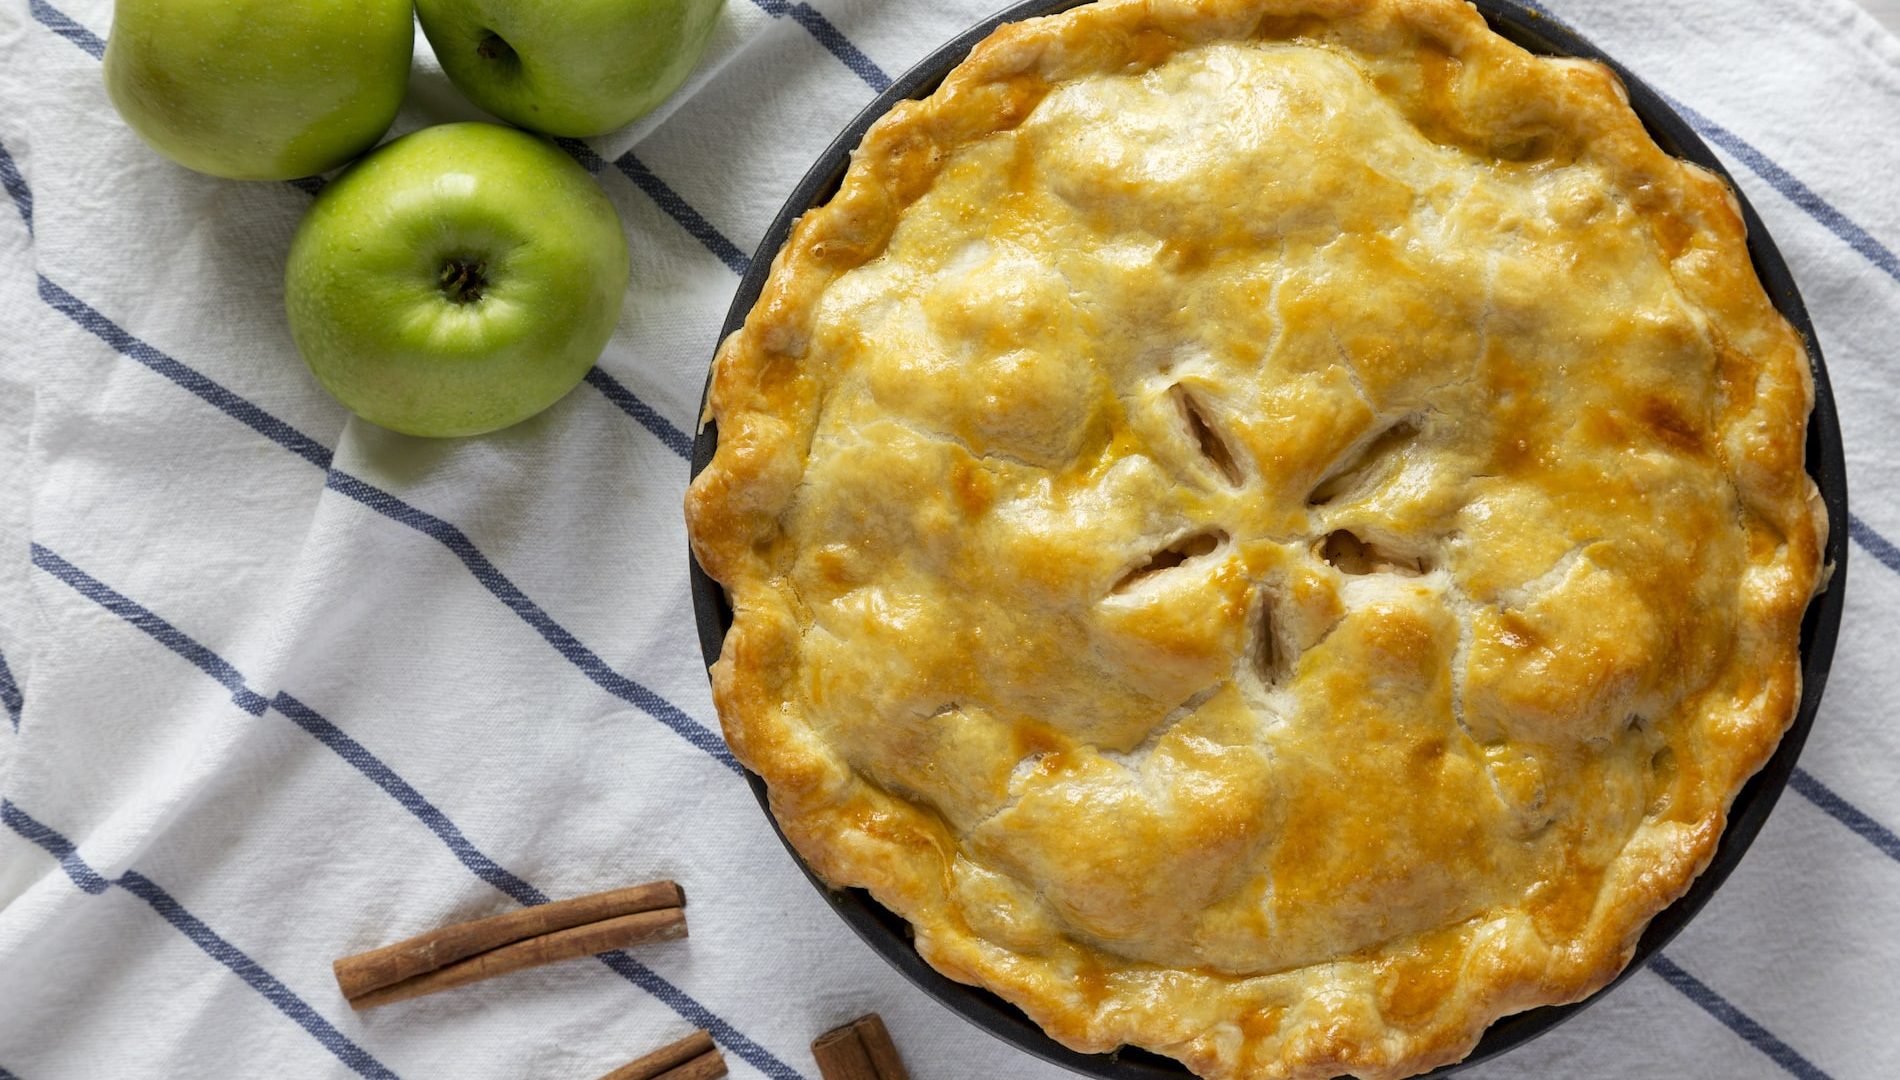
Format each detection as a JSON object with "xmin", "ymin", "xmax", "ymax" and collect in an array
[{"xmin": 687, "ymin": 1, "xmax": 1851, "ymax": 1075}]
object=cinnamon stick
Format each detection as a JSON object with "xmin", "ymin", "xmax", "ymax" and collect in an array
[
  {"xmin": 812, "ymin": 1014, "xmax": 909, "ymax": 1080},
  {"xmin": 335, "ymin": 881, "xmax": 681, "ymax": 1002},
  {"xmin": 599, "ymin": 1030, "xmax": 726, "ymax": 1080},
  {"xmin": 653, "ymin": 1053, "xmax": 725, "ymax": 1080},
  {"xmin": 349, "ymin": 906, "xmax": 686, "ymax": 1008},
  {"xmin": 649, "ymin": 1052, "xmax": 724, "ymax": 1080}
]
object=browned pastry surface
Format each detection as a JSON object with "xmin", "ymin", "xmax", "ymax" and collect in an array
[{"xmin": 686, "ymin": 2, "xmax": 1827, "ymax": 1076}]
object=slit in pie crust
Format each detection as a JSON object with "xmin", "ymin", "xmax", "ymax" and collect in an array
[{"xmin": 686, "ymin": 2, "xmax": 1828, "ymax": 1077}]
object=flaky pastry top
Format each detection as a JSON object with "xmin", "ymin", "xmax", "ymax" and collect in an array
[{"xmin": 686, "ymin": 2, "xmax": 1827, "ymax": 1077}]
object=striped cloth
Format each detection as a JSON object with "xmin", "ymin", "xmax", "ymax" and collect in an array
[{"xmin": 1, "ymin": 0, "xmax": 1896, "ymax": 1077}]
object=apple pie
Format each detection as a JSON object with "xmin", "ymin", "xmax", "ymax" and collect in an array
[{"xmin": 686, "ymin": 1, "xmax": 1827, "ymax": 1076}]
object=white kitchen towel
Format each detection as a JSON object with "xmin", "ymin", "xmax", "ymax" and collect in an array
[{"xmin": 1, "ymin": 0, "xmax": 1897, "ymax": 1077}]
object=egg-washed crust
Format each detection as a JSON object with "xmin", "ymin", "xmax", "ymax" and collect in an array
[{"xmin": 686, "ymin": 1, "xmax": 1827, "ymax": 1077}]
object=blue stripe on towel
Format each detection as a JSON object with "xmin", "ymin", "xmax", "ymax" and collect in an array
[
  {"xmin": 29, "ymin": 542, "xmax": 540, "ymax": 901},
  {"xmin": 1790, "ymin": 767, "xmax": 1900, "ymax": 864},
  {"xmin": 554, "ymin": 137, "xmax": 609, "ymax": 175},
  {"xmin": 35, "ymin": 279, "xmax": 735, "ymax": 772},
  {"xmin": 1648, "ymin": 954, "xmax": 1833, "ymax": 1080},
  {"xmin": 558, "ymin": 135, "xmax": 751, "ymax": 288},
  {"xmin": 0, "ymin": 649, "xmax": 22, "ymax": 731},
  {"xmin": 612, "ymin": 152, "xmax": 751, "ymax": 275},
  {"xmin": 270, "ymin": 691, "xmax": 547, "ymax": 905},
  {"xmin": 30, "ymin": 544, "xmax": 269, "ymax": 715},
  {"xmin": 0, "ymin": 138, "xmax": 32, "ymax": 234},
  {"xmin": 39, "ymin": 276, "xmax": 337, "ymax": 470},
  {"xmin": 1, "ymin": 799, "xmax": 108, "ymax": 895},
  {"xmin": 23, "ymin": 548, "xmax": 806, "ymax": 1080},
  {"xmin": 750, "ymin": 0, "xmax": 892, "ymax": 91},
  {"xmin": 1, "ymin": 799, "xmax": 401, "ymax": 1080},
  {"xmin": 1850, "ymin": 515, "xmax": 1900, "ymax": 577},
  {"xmin": 583, "ymin": 367, "xmax": 695, "ymax": 457},
  {"xmin": 319, "ymin": 472, "xmax": 741, "ymax": 773},
  {"xmin": 27, "ymin": 0, "xmax": 102, "ymax": 58},
  {"xmin": 116, "ymin": 869, "xmax": 401, "ymax": 1080},
  {"xmin": 597, "ymin": 950, "xmax": 809, "ymax": 1080}
]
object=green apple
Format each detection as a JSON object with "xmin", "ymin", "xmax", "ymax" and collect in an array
[
  {"xmin": 104, "ymin": 0, "xmax": 413, "ymax": 181},
  {"xmin": 284, "ymin": 123, "xmax": 630, "ymax": 437},
  {"xmin": 414, "ymin": 0, "xmax": 724, "ymax": 137}
]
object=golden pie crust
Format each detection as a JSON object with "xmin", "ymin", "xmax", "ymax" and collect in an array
[{"xmin": 685, "ymin": 1, "xmax": 1828, "ymax": 1076}]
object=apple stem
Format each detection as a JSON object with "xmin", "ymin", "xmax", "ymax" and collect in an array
[{"xmin": 439, "ymin": 258, "xmax": 488, "ymax": 305}]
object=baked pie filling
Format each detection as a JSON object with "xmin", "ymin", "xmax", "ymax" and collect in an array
[{"xmin": 687, "ymin": 2, "xmax": 1827, "ymax": 1076}]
